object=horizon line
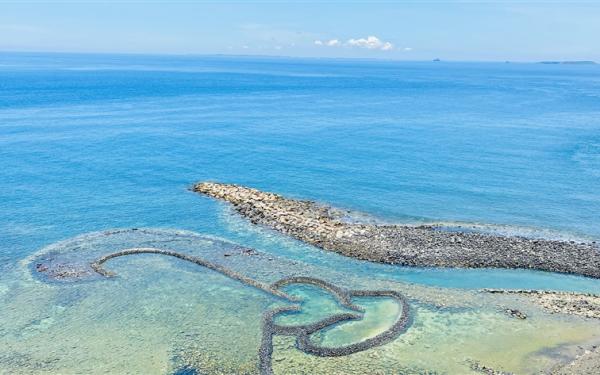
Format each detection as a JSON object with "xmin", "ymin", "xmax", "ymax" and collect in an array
[{"xmin": 0, "ymin": 49, "xmax": 597, "ymax": 65}]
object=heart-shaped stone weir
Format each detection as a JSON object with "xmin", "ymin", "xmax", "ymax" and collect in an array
[{"xmin": 90, "ymin": 250, "xmax": 411, "ymax": 375}]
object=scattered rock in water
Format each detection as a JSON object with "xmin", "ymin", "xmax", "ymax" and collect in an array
[
  {"xmin": 223, "ymin": 246, "xmax": 258, "ymax": 258},
  {"xmin": 34, "ymin": 261, "xmax": 94, "ymax": 281},
  {"xmin": 468, "ymin": 360, "xmax": 514, "ymax": 375},
  {"xmin": 193, "ymin": 182, "xmax": 600, "ymax": 279},
  {"xmin": 485, "ymin": 290, "xmax": 600, "ymax": 320},
  {"xmin": 504, "ymin": 308, "xmax": 527, "ymax": 320},
  {"xmin": 172, "ymin": 366, "xmax": 199, "ymax": 375},
  {"xmin": 35, "ymin": 263, "xmax": 48, "ymax": 272}
]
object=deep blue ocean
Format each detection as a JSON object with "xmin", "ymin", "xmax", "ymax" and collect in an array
[{"xmin": 1, "ymin": 52, "xmax": 599, "ymax": 292}]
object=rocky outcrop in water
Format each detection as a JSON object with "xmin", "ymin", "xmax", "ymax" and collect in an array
[
  {"xmin": 193, "ymin": 182, "xmax": 600, "ymax": 279},
  {"xmin": 468, "ymin": 360, "xmax": 513, "ymax": 375},
  {"xmin": 485, "ymin": 289, "xmax": 600, "ymax": 320}
]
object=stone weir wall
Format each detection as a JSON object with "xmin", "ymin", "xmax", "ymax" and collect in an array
[{"xmin": 193, "ymin": 182, "xmax": 600, "ymax": 279}]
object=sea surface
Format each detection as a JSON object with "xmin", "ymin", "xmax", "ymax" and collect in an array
[{"xmin": 1, "ymin": 52, "xmax": 599, "ymax": 374}]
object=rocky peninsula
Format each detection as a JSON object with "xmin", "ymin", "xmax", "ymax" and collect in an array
[{"xmin": 193, "ymin": 182, "xmax": 600, "ymax": 279}]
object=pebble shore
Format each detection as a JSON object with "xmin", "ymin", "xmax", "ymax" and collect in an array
[{"xmin": 193, "ymin": 182, "xmax": 600, "ymax": 279}]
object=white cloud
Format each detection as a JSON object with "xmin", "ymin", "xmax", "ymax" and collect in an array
[
  {"xmin": 315, "ymin": 35, "xmax": 394, "ymax": 51},
  {"xmin": 315, "ymin": 39, "xmax": 341, "ymax": 47},
  {"xmin": 347, "ymin": 36, "xmax": 393, "ymax": 51},
  {"xmin": 404, "ymin": 47, "xmax": 413, "ymax": 52},
  {"xmin": 381, "ymin": 42, "xmax": 393, "ymax": 51}
]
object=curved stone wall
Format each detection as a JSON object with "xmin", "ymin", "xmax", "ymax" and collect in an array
[{"xmin": 91, "ymin": 248, "xmax": 411, "ymax": 375}]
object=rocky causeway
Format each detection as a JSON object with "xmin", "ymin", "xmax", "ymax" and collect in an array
[{"xmin": 193, "ymin": 182, "xmax": 600, "ymax": 279}]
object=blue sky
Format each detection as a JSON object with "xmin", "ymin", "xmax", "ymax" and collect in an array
[{"xmin": 1, "ymin": 1, "xmax": 599, "ymax": 61}]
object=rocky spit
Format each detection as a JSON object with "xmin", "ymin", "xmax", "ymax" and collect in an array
[{"xmin": 193, "ymin": 182, "xmax": 600, "ymax": 279}]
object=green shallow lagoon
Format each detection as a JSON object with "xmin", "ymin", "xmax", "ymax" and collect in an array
[{"xmin": 1, "ymin": 228, "xmax": 598, "ymax": 374}]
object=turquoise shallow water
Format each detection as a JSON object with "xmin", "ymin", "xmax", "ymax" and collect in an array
[
  {"xmin": 1, "ymin": 52, "xmax": 599, "ymax": 290},
  {"xmin": 1, "ymin": 53, "xmax": 600, "ymax": 373}
]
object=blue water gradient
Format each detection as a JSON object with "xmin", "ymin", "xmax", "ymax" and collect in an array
[{"xmin": 1, "ymin": 52, "xmax": 599, "ymax": 292}]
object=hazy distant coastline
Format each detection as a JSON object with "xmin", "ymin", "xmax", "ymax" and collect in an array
[{"xmin": 539, "ymin": 60, "xmax": 597, "ymax": 65}]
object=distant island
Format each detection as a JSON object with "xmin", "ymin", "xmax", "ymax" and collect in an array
[{"xmin": 539, "ymin": 60, "xmax": 597, "ymax": 65}]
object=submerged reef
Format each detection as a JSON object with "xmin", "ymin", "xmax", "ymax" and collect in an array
[
  {"xmin": 90, "ymin": 248, "xmax": 411, "ymax": 375},
  {"xmin": 193, "ymin": 182, "xmax": 600, "ymax": 279}
]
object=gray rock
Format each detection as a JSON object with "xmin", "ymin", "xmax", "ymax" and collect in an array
[{"xmin": 193, "ymin": 182, "xmax": 600, "ymax": 279}]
